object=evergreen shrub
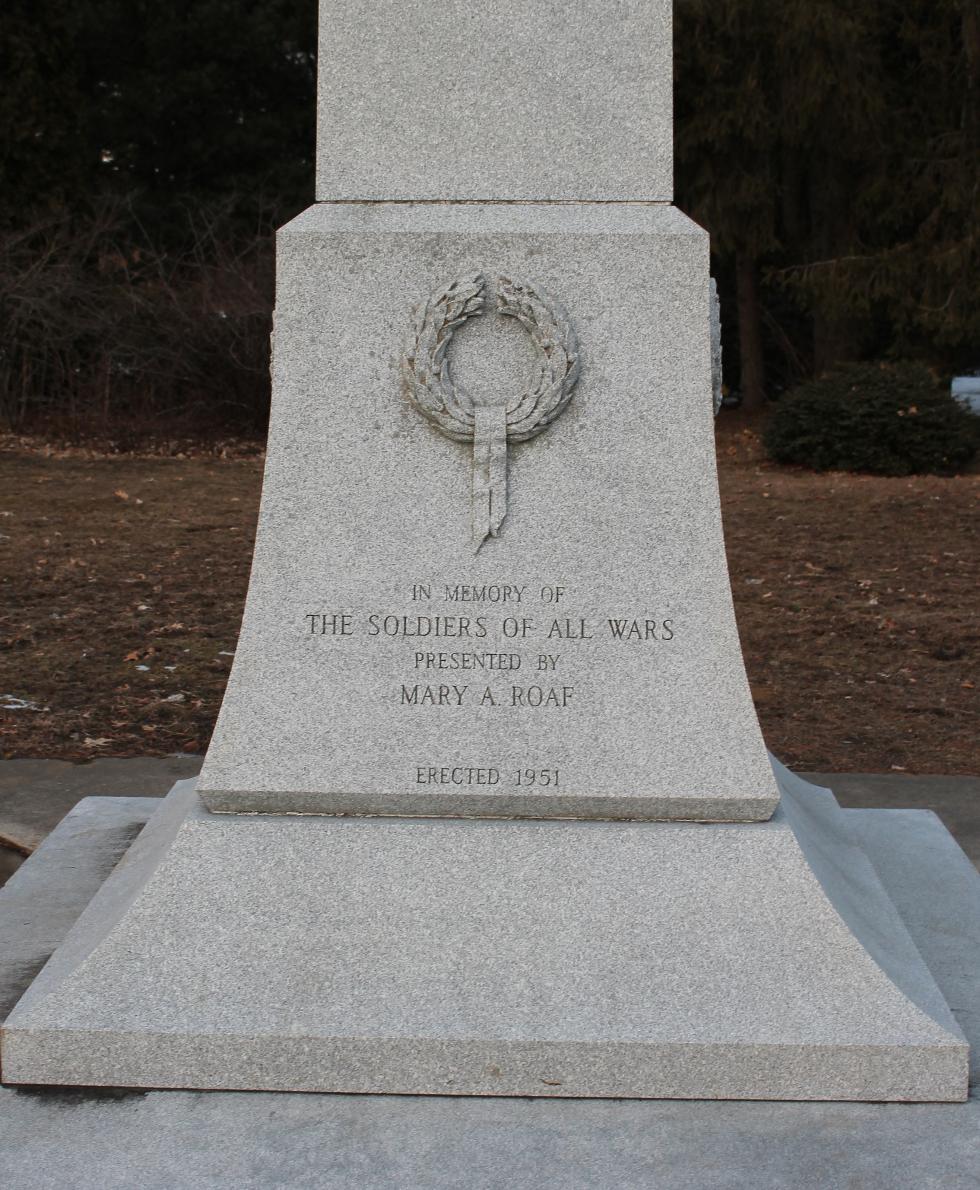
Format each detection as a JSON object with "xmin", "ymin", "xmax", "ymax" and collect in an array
[{"xmin": 764, "ymin": 363, "xmax": 979, "ymax": 476}]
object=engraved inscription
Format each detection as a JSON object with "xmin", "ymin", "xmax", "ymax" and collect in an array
[
  {"xmin": 414, "ymin": 767, "xmax": 560, "ymax": 790},
  {"xmin": 304, "ymin": 581, "xmax": 675, "ymax": 796}
]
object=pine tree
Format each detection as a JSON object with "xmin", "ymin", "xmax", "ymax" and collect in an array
[
  {"xmin": 0, "ymin": 0, "xmax": 317, "ymax": 239},
  {"xmin": 0, "ymin": 1, "xmax": 88, "ymax": 222},
  {"xmin": 676, "ymin": 0, "xmax": 779, "ymax": 410},
  {"xmin": 676, "ymin": 0, "xmax": 977, "ymax": 397}
]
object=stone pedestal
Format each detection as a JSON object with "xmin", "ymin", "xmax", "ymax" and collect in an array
[
  {"xmin": 0, "ymin": 0, "xmax": 972, "ymax": 1103},
  {"xmin": 1, "ymin": 764, "xmax": 967, "ymax": 1100},
  {"xmin": 197, "ymin": 202, "xmax": 778, "ymax": 823},
  {"xmin": 3, "ymin": 783, "xmax": 979, "ymax": 1185}
]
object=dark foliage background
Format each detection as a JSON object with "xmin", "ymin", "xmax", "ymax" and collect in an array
[
  {"xmin": 0, "ymin": 0, "xmax": 314, "ymax": 438},
  {"xmin": 0, "ymin": 0, "xmax": 976, "ymax": 437},
  {"xmin": 675, "ymin": 0, "xmax": 979, "ymax": 410}
]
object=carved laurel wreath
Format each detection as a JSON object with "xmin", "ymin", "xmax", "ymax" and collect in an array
[
  {"xmin": 402, "ymin": 273, "xmax": 580, "ymax": 551},
  {"xmin": 402, "ymin": 273, "xmax": 580, "ymax": 445}
]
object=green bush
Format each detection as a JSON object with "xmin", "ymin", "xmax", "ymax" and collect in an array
[{"xmin": 764, "ymin": 363, "xmax": 979, "ymax": 476}]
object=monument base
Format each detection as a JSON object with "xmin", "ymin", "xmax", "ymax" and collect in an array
[
  {"xmin": 1, "ymin": 762, "xmax": 967, "ymax": 1101},
  {"xmin": 196, "ymin": 201, "xmax": 781, "ymax": 826}
]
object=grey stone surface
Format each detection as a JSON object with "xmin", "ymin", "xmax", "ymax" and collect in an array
[
  {"xmin": 0, "ymin": 755, "xmax": 201, "ymax": 853},
  {"xmin": 2, "ymin": 767, "xmax": 967, "ymax": 1099},
  {"xmin": 2, "ymin": 791, "xmax": 980, "ymax": 1187},
  {"xmin": 6, "ymin": 756, "xmax": 976, "ymax": 869},
  {"xmin": 4, "ymin": 758, "xmax": 976, "ymax": 864},
  {"xmin": 847, "ymin": 805, "xmax": 980, "ymax": 1083},
  {"xmin": 316, "ymin": 0, "xmax": 673, "ymax": 202},
  {"xmin": 0, "ymin": 797, "xmax": 157, "ymax": 1022},
  {"xmin": 710, "ymin": 277, "xmax": 723, "ymax": 415},
  {"xmin": 809, "ymin": 771, "xmax": 980, "ymax": 870},
  {"xmin": 198, "ymin": 201, "xmax": 779, "ymax": 822},
  {"xmin": 1, "ymin": 1089, "xmax": 978, "ymax": 1190}
]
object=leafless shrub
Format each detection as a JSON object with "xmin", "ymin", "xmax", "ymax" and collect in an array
[{"xmin": 0, "ymin": 198, "xmax": 274, "ymax": 439}]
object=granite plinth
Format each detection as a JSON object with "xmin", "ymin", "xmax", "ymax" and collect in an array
[
  {"xmin": 197, "ymin": 202, "xmax": 779, "ymax": 823},
  {"xmin": 2, "ymin": 782, "xmax": 979, "ymax": 1186},
  {"xmin": 1, "ymin": 763, "xmax": 967, "ymax": 1099},
  {"xmin": 316, "ymin": 0, "xmax": 673, "ymax": 202}
]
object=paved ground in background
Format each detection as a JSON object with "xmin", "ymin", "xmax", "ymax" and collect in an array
[
  {"xmin": 0, "ymin": 755, "xmax": 201, "ymax": 852},
  {"xmin": 809, "ymin": 771, "xmax": 980, "ymax": 873},
  {"xmin": 0, "ymin": 756, "xmax": 201, "ymax": 885},
  {"xmin": 0, "ymin": 756, "xmax": 977, "ymax": 887}
]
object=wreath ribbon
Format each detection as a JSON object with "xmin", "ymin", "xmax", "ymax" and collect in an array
[{"xmin": 402, "ymin": 272, "xmax": 580, "ymax": 551}]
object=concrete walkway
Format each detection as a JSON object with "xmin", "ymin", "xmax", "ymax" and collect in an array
[
  {"xmin": 0, "ymin": 757, "xmax": 202, "ymax": 886},
  {"xmin": 809, "ymin": 771, "xmax": 980, "ymax": 871},
  {"xmin": 1, "ymin": 757, "xmax": 978, "ymax": 886}
]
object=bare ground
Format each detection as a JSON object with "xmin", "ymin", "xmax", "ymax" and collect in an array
[{"xmin": 1, "ymin": 425, "xmax": 977, "ymax": 773}]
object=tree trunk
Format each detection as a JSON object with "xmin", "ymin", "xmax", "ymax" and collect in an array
[
  {"xmin": 962, "ymin": 2, "xmax": 979, "ymax": 160},
  {"xmin": 808, "ymin": 153, "xmax": 862, "ymax": 375},
  {"xmin": 812, "ymin": 309, "xmax": 860, "ymax": 377},
  {"xmin": 736, "ymin": 253, "xmax": 766, "ymax": 411}
]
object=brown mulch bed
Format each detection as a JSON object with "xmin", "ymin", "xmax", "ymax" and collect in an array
[{"xmin": 1, "ymin": 424, "xmax": 977, "ymax": 773}]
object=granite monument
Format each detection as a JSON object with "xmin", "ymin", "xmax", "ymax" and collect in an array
[{"xmin": 0, "ymin": 0, "xmax": 969, "ymax": 1101}]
